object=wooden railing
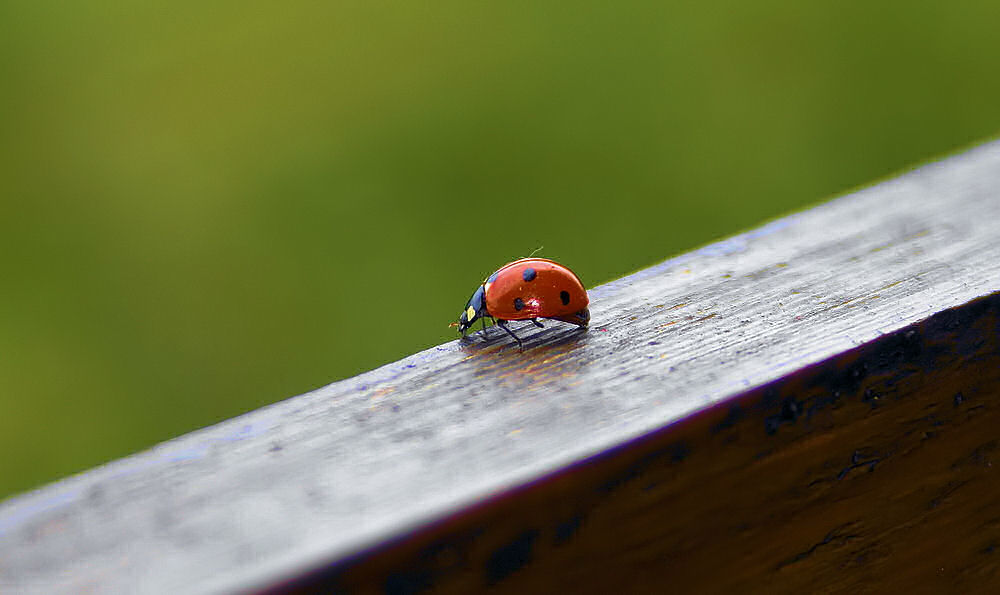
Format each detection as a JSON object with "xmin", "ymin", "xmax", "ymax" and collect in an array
[{"xmin": 2, "ymin": 141, "xmax": 999, "ymax": 593}]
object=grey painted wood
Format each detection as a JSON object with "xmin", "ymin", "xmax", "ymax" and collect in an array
[{"xmin": 2, "ymin": 141, "xmax": 1000, "ymax": 594}]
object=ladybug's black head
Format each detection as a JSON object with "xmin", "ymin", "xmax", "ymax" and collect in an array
[{"xmin": 458, "ymin": 285, "xmax": 487, "ymax": 335}]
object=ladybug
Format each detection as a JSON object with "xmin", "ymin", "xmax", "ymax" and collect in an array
[{"xmin": 458, "ymin": 258, "xmax": 590, "ymax": 348}]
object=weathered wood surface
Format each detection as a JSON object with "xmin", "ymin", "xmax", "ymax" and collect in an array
[{"xmin": 1, "ymin": 142, "xmax": 999, "ymax": 593}]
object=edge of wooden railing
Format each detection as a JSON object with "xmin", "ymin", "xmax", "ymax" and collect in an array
[{"xmin": 1, "ymin": 141, "xmax": 999, "ymax": 593}]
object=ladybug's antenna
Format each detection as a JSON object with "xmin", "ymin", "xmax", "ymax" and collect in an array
[{"xmin": 528, "ymin": 245, "xmax": 544, "ymax": 258}]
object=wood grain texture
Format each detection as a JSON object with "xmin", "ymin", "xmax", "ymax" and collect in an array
[
  {"xmin": 2, "ymin": 142, "xmax": 999, "ymax": 594},
  {"xmin": 307, "ymin": 293, "xmax": 1000, "ymax": 594}
]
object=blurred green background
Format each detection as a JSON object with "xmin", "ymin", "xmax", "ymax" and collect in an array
[{"xmin": 1, "ymin": 1, "xmax": 999, "ymax": 499}]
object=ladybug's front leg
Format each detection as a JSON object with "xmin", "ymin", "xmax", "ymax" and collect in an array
[
  {"xmin": 530, "ymin": 319, "xmax": 544, "ymax": 328},
  {"xmin": 478, "ymin": 316, "xmax": 495, "ymax": 337}
]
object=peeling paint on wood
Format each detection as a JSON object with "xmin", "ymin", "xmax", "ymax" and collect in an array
[{"xmin": 2, "ymin": 142, "xmax": 1000, "ymax": 593}]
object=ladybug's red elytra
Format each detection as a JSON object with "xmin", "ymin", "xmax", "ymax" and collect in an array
[{"xmin": 458, "ymin": 258, "xmax": 590, "ymax": 348}]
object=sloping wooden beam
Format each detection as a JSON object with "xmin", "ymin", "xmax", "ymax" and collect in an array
[{"xmin": 2, "ymin": 142, "xmax": 999, "ymax": 593}]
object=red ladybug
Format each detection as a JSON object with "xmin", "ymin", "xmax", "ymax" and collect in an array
[{"xmin": 458, "ymin": 258, "xmax": 590, "ymax": 347}]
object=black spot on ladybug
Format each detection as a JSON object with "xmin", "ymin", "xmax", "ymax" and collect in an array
[
  {"xmin": 522, "ymin": 267, "xmax": 537, "ymax": 282},
  {"xmin": 514, "ymin": 298, "xmax": 525, "ymax": 311},
  {"xmin": 560, "ymin": 291, "xmax": 570, "ymax": 305}
]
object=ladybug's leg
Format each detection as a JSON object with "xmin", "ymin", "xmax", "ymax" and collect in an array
[
  {"xmin": 478, "ymin": 316, "xmax": 496, "ymax": 337},
  {"xmin": 496, "ymin": 320, "xmax": 523, "ymax": 349},
  {"xmin": 530, "ymin": 319, "xmax": 545, "ymax": 328}
]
